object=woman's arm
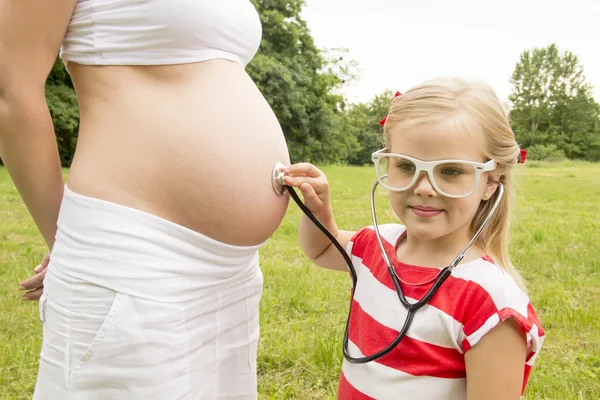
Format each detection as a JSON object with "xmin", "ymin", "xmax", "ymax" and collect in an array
[
  {"xmin": 283, "ymin": 163, "xmax": 355, "ymax": 271},
  {"xmin": 0, "ymin": 0, "xmax": 78, "ymax": 249},
  {"xmin": 465, "ymin": 318, "xmax": 527, "ymax": 399}
]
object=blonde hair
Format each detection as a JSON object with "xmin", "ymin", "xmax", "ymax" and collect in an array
[{"xmin": 382, "ymin": 76, "xmax": 527, "ymax": 292}]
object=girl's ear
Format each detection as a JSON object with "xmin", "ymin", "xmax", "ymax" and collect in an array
[{"xmin": 483, "ymin": 173, "xmax": 501, "ymax": 201}]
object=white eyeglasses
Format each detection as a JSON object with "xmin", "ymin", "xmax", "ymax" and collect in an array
[{"xmin": 371, "ymin": 149, "xmax": 497, "ymax": 198}]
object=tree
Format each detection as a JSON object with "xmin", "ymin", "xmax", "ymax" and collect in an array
[
  {"xmin": 45, "ymin": 59, "xmax": 79, "ymax": 166},
  {"xmin": 345, "ymin": 90, "xmax": 394, "ymax": 165},
  {"xmin": 247, "ymin": 0, "xmax": 358, "ymax": 164},
  {"xmin": 509, "ymin": 44, "xmax": 600, "ymax": 160}
]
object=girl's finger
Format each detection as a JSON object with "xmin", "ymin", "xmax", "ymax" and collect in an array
[
  {"xmin": 283, "ymin": 175, "xmax": 328, "ymax": 195},
  {"xmin": 284, "ymin": 163, "xmax": 323, "ymax": 178},
  {"xmin": 298, "ymin": 182, "xmax": 323, "ymax": 208}
]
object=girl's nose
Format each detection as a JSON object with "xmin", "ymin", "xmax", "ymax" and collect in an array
[{"xmin": 413, "ymin": 171, "xmax": 438, "ymax": 197}]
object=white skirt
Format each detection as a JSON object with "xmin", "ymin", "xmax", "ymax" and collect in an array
[{"xmin": 34, "ymin": 185, "xmax": 264, "ymax": 400}]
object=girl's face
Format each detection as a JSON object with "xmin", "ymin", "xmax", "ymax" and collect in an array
[{"xmin": 385, "ymin": 119, "xmax": 498, "ymax": 245}]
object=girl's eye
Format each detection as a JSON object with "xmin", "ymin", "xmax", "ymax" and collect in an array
[
  {"xmin": 440, "ymin": 168, "xmax": 463, "ymax": 176},
  {"xmin": 396, "ymin": 162, "xmax": 415, "ymax": 173}
]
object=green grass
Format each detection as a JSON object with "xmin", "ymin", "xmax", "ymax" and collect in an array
[{"xmin": 1, "ymin": 161, "xmax": 599, "ymax": 399}]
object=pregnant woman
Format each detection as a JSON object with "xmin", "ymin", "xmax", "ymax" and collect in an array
[{"xmin": 0, "ymin": 1, "xmax": 290, "ymax": 398}]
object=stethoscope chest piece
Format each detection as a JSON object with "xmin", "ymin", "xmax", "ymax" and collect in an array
[{"xmin": 272, "ymin": 162, "xmax": 287, "ymax": 196}]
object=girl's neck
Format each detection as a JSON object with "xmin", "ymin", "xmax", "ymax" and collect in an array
[{"xmin": 395, "ymin": 228, "xmax": 486, "ymax": 269}]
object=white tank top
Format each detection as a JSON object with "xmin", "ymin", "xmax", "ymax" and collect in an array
[{"xmin": 60, "ymin": 0, "xmax": 262, "ymax": 67}]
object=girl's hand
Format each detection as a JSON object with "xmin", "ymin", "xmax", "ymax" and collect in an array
[
  {"xmin": 284, "ymin": 163, "xmax": 354, "ymax": 272},
  {"xmin": 283, "ymin": 163, "xmax": 333, "ymax": 222}
]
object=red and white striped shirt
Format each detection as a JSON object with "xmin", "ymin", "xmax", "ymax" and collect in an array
[{"xmin": 338, "ymin": 224, "xmax": 545, "ymax": 400}]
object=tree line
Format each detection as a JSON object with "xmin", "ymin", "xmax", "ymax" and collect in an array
[{"xmin": 2, "ymin": 1, "xmax": 598, "ymax": 167}]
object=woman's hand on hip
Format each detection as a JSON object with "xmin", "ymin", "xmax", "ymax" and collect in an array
[{"xmin": 19, "ymin": 252, "xmax": 50, "ymax": 301}]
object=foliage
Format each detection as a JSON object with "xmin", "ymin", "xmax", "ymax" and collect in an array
[
  {"xmin": 344, "ymin": 90, "xmax": 394, "ymax": 165},
  {"xmin": 509, "ymin": 44, "xmax": 600, "ymax": 161},
  {"xmin": 45, "ymin": 59, "xmax": 79, "ymax": 166},
  {"xmin": 526, "ymin": 144, "xmax": 565, "ymax": 161}
]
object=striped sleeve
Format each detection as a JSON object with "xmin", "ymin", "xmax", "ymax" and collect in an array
[
  {"xmin": 346, "ymin": 227, "xmax": 373, "ymax": 258},
  {"xmin": 456, "ymin": 263, "xmax": 545, "ymax": 393}
]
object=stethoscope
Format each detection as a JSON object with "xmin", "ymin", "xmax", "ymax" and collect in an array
[{"xmin": 271, "ymin": 162, "xmax": 504, "ymax": 364}]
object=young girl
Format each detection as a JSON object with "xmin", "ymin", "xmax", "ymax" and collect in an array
[{"xmin": 282, "ymin": 77, "xmax": 545, "ymax": 399}]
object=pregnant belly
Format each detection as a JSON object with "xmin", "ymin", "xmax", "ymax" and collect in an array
[{"xmin": 67, "ymin": 60, "xmax": 291, "ymax": 246}]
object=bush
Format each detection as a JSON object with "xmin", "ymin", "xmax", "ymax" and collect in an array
[{"xmin": 527, "ymin": 144, "xmax": 566, "ymax": 161}]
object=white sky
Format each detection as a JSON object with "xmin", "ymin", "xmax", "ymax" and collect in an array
[{"xmin": 302, "ymin": 0, "xmax": 600, "ymax": 105}]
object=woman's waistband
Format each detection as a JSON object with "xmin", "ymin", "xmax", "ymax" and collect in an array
[{"xmin": 50, "ymin": 185, "xmax": 265, "ymax": 303}]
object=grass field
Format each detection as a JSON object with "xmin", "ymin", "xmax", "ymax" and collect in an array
[{"xmin": 1, "ymin": 161, "xmax": 599, "ymax": 399}]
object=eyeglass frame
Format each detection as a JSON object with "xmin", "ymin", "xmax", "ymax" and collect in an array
[{"xmin": 371, "ymin": 149, "xmax": 497, "ymax": 198}]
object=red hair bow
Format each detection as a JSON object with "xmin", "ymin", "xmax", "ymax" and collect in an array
[
  {"xmin": 517, "ymin": 149, "xmax": 527, "ymax": 164},
  {"xmin": 379, "ymin": 91, "xmax": 402, "ymax": 127}
]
